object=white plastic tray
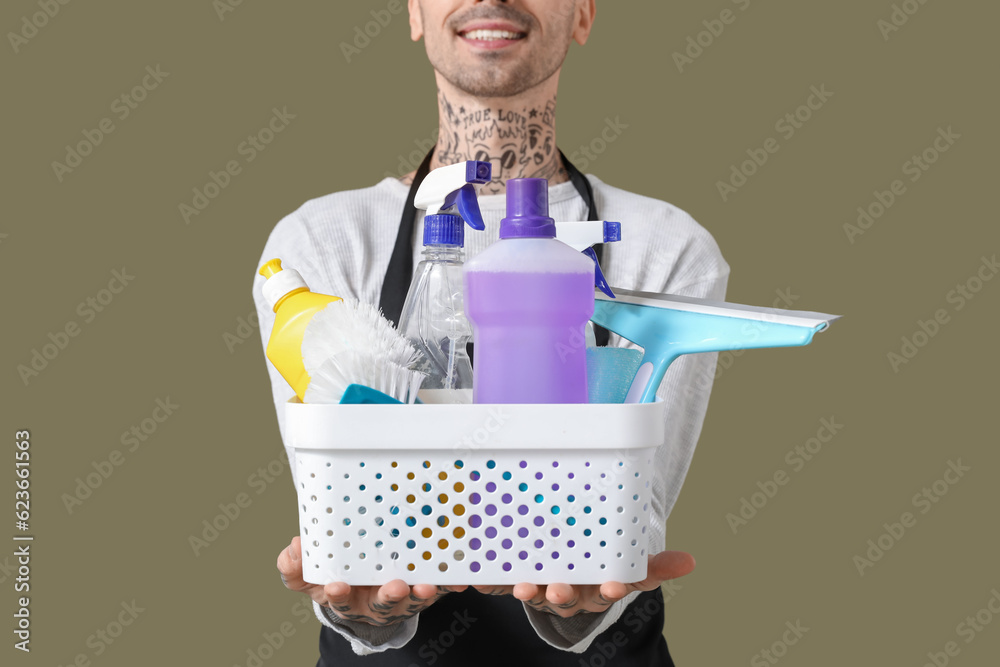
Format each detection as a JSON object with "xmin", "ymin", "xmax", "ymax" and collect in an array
[{"xmin": 286, "ymin": 400, "xmax": 665, "ymax": 586}]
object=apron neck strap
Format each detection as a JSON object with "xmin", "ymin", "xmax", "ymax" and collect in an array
[
  {"xmin": 378, "ymin": 149, "xmax": 435, "ymax": 327},
  {"xmin": 559, "ymin": 148, "xmax": 600, "ymax": 223}
]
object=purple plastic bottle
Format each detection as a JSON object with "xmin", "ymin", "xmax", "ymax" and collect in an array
[{"xmin": 464, "ymin": 178, "xmax": 595, "ymax": 404}]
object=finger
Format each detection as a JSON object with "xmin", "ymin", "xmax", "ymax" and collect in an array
[
  {"xmin": 545, "ymin": 583, "xmax": 578, "ymax": 608},
  {"xmin": 439, "ymin": 585, "xmax": 469, "ymax": 594},
  {"xmin": 599, "ymin": 581, "xmax": 628, "ymax": 602},
  {"xmin": 628, "ymin": 551, "xmax": 696, "ymax": 594},
  {"xmin": 325, "ymin": 581, "xmax": 351, "ymax": 603},
  {"xmin": 376, "ymin": 579, "xmax": 410, "ymax": 607},
  {"xmin": 512, "ymin": 582, "xmax": 542, "ymax": 602},
  {"xmin": 276, "ymin": 540, "xmax": 309, "ymax": 592},
  {"xmin": 650, "ymin": 550, "xmax": 696, "ymax": 581},
  {"xmin": 411, "ymin": 583, "xmax": 438, "ymax": 600}
]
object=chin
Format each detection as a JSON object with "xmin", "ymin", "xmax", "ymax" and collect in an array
[
  {"xmin": 460, "ymin": 75, "xmax": 528, "ymax": 98},
  {"xmin": 442, "ymin": 57, "xmax": 539, "ymax": 98}
]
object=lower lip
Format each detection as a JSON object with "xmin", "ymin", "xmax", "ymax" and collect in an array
[{"xmin": 459, "ymin": 35, "xmax": 526, "ymax": 51}]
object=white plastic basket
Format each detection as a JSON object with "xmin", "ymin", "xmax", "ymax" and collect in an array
[{"xmin": 286, "ymin": 400, "xmax": 665, "ymax": 586}]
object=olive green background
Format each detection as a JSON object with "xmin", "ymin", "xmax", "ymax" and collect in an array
[{"xmin": 4, "ymin": 1, "xmax": 997, "ymax": 665}]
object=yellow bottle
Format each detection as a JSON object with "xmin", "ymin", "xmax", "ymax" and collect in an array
[{"xmin": 259, "ymin": 259, "xmax": 342, "ymax": 401}]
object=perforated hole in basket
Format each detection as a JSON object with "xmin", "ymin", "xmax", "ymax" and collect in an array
[{"xmin": 297, "ymin": 452, "xmax": 653, "ymax": 579}]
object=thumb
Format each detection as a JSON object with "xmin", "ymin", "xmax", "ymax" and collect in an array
[
  {"xmin": 631, "ymin": 550, "xmax": 696, "ymax": 593},
  {"xmin": 649, "ymin": 550, "xmax": 695, "ymax": 582},
  {"xmin": 277, "ymin": 537, "xmax": 309, "ymax": 592}
]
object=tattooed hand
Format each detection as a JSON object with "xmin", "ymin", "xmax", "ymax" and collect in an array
[
  {"xmin": 473, "ymin": 550, "xmax": 695, "ymax": 619},
  {"xmin": 277, "ymin": 536, "xmax": 466, "ymax": 626}
]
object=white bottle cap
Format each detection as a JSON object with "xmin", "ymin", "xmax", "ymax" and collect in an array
[{"xmin": 259, "ymin": 259, "xmax": 309, "ymax": 311}]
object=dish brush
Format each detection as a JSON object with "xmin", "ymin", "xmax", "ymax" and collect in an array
[{"xmin": 301, "ymin": 299, "xmax": 426, "ymax": 404}]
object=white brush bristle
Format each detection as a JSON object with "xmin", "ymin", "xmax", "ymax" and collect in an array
[{"xmin": 302, "ymin": 300, "xmax": 426, "ymax": 404}]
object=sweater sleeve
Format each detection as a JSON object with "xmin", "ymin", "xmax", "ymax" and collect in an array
[
  {"xmin": 520, "ymin": 198, "xmax": 730, "ymax": 652},
  {"xmin": 253, "ymin": 211, "xmax": 420, "ymax": 655},
  {"xmin": 313, "ymin": 602, "xmax": 420, "ymax": 655}
]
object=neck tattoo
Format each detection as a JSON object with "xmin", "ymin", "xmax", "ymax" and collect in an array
[{"xmin": 426, "ymin": 89, "xmax": 568, "ymax": 195}]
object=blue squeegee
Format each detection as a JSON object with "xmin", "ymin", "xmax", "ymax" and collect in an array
[{"xmin": 591, "ymin": 288, "xmax": 841, "ymax": 404}]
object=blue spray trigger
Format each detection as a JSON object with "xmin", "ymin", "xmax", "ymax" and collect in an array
[
  {"xmin": 439, "ymin": 184, "xmax": 486, "ymax": 230},
  {"xmin": 583, "ymin": 247, "xmax": 615, "ymax": 299},
  {"xmin": 456, "ymin": 184, "xmax": 486, "ymax": 230},
  {"xmin": 415, "ymin": 160, "xmax": 490, "ymax": 229}
]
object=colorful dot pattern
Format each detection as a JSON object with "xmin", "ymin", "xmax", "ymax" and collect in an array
[{"xmin": 294, "ymin": 449, "xmax": 654, "ymax": 584}]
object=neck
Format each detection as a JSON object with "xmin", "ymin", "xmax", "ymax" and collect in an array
[{"xmin": 424, "ymin": 75, "xmax": 567, "ymax": 195}]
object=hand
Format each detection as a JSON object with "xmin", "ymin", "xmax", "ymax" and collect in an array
[
  {"xmin": 277, "ymin": 536, "xmax": 467, "ymax": 626},
  {"xmin": 473, "ymin": 550, "xmax": 695, "ymax": 618}
]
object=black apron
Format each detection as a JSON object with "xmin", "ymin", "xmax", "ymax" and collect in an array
[{"xmin": 317, "ymin": 150, "xmax": 674, "ymax": 666}]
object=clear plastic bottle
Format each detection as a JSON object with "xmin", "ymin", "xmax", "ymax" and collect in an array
[{"xmin": 397, "ymin": 214, "xmax": 474, "ymax": 396}]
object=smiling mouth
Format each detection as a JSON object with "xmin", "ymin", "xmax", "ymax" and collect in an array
[{"xmin": 458, "ymin": 29, "xmax": 527, "ymax": 42}]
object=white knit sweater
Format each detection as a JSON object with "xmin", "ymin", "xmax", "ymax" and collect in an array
[{"xmin": 253, "ymin": 174, "xmax": 729, "ymax": 655}]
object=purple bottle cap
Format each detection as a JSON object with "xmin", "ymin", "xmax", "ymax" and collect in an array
[{"xmin": 500, "ymin": 178, "xmax": 556, "ymax": 239}]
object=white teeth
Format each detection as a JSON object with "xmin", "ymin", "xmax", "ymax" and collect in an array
[{"xmin": 463, "ymin": 29, "xmax": 523, "ymax": 41}]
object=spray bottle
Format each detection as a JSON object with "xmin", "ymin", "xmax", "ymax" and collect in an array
[
  {"xmin": 398, "ymin": 161, "xmax": 492, "ymax": 402},
  {"xmin": 555, "ymin": 219, "xmax": 621, "ymax": 347},
  {"xmin": 258, "ymin": 259, "xmax": 342, "ymax": 401},
  {"xmin": 464, "ymin": 178, "xmax": 595, "ymax": 404}
]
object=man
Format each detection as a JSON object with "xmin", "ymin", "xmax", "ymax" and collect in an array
[{"xmin": 256, "ymin": 1, "xmax": 729, "ymax": 664}]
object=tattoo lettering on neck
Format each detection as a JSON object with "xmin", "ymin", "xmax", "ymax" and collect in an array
[{"xmin": 433, "ymin": 90, "xmax": 567, "ymax": 194}]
